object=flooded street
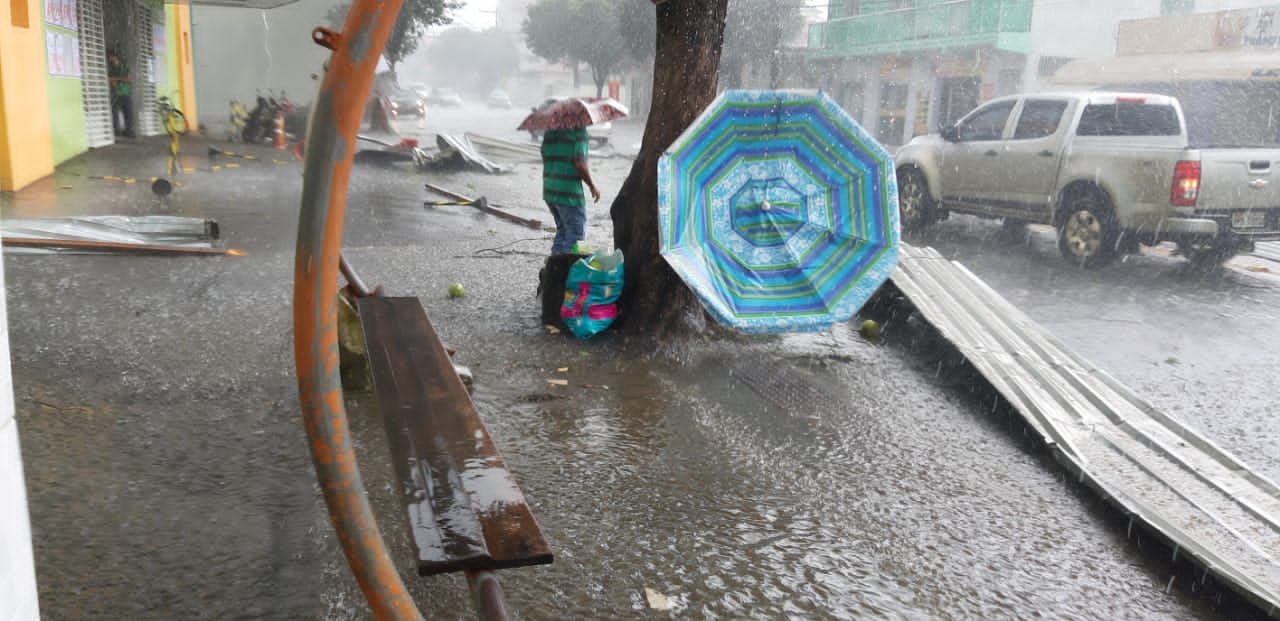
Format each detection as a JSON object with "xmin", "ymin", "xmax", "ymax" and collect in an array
[{"xmin": 3, "ymin": 103, "xmax": 1276, "ymax": 619}]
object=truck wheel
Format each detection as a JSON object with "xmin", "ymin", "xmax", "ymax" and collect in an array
[
  {"xmin": 896, "ymin": 168, "xmax": 933, "ymax": 234},
  {"xmin": 1056, "ymin": 191, "xmax": 1118, "ymax": 267}
]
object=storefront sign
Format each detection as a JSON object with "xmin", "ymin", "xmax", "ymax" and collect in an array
[
  {"xmin": 1243, "ymin": 7, "xmax": 1280, "ymax": 48},
  {"xmin": 1215, "ymin": 5, "xmax": 1280, "ymax": 49}
]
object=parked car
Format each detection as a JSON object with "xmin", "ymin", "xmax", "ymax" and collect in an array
[
  {"xmin": 527, "ymin": 97, "xmax": 611, "ymax": 147},
  {"xmin": 388, "ymin": 87, "xmax": 425, "ymax": 120},
  {"xmin": 894, "ymin": 91, "xmax": 1280, "ymax": 267},
  {"xmin": 402, "ymin": 82, "xmax": 428, "ymax": 99},
  {"xmin": 487, "ymin": 89, "xmax": 513, "ymax": 109},
  {"xmin": 427, "ymin": 87, "xmax": 463, "ymax": 108}
]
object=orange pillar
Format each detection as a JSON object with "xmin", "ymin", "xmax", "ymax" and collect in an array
[
  {"xmin": 0, "ymin": 0, "xmax": 56, "ymax": 191},
  {"xmin": 173, "ymin": 4, "xmax": 198, "ymax": 125}
]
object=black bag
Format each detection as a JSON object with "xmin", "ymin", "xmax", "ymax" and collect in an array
[{"xmin": 538, "ymin": 253, "xmax": 588, "ymax": 329}]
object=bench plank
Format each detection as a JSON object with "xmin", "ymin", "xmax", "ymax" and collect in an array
[{"xmin": 356, "ymin": 297, "xmax": 553, "ymax": 576}]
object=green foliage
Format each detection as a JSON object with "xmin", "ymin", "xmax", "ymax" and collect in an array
[
  {"xmin": 327, "ymin": 0, "xmax": 460, "ymax": 68},
  {"xmin": 428, "ymin": 27, "xmax": 520, "ymax": 96},
  {"xmin": 522, "ymin": 0, "xmax": 631, "ymax": 97}
]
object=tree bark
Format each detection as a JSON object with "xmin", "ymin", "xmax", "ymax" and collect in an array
[{"xmin": 609, "ymin": 0, "xmax": 729, "ymax": 340}]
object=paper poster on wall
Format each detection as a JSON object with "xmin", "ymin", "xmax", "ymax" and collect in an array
[
  {"xmin": 44, "ymin": 0, "xmax": 55, "ymax": 24},
  {"xmin": 71, "ymin": 37, "xmax": 81, "ymax": 78},
  {"xmin": 46, "ymin": 31, "xmax": 57, "ymax": 75},
  {"xmin": 48, "ymin": 32, "xmax": 64, "ymax": 76},
  {"xmin": 147, "ymin": 58, "xmax": 157, "ymax": 84},
  {"xmin": 58, "ymin": 34, "xmax": 68, "ymax": 75},
  {"xmin": 153, "ymin": 24, "xmax": 166, "ymax": 55},
  {"xmin": 45, "ymin": 30, "xmax": 81, "ymax": 78}
]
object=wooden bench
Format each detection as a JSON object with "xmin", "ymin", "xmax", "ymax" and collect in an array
[{"xmin": 354, "ymin": 296, "xmax": 553, "ymax": 575}]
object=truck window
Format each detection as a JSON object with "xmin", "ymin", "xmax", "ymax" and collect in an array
[
  {"xmin": 1076, "ymin": 103, "xmax": 1180, "ymax": 136},
  {"xmin": 1013, "ymin": 100, "xmax": 1068, "ymax": 140},
  {"xmin": 957, "ymin": 101, "xmax": 1014, "ymax": 141}
]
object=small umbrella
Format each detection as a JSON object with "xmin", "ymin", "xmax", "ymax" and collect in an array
[
  {"xmin": 517, "ymin": 97, "xmax": 628, "ymax": 131},
  {"xmin": 658, "ymin": 89, "xmax": 899, "ymax": 334}
]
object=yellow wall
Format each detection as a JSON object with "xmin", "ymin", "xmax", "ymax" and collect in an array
[{"xmin": 0, "ymin": 0, "xmax": 56, "ymax": 191}]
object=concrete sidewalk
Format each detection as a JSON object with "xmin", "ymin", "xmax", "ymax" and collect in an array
[{"xmin": 1, "ymin": 138, "xmax": 1260, "ymax": 620}]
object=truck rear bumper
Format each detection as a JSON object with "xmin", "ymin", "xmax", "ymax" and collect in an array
[
  {"xmin": 1157, "ymin": 216, "xmax": 1280, "ymax": 241},
  {"xmin": 1158, "ymin": 217, "xmax": 1220, "ymax": 237}
]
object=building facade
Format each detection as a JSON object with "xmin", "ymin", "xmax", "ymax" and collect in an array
[
  {"xmin": 806, "ymin": 0, "xmax": 1205, "ymax": 146},
  {"xmin": 189, "ymin": 2, "xmax": 332, "ymax": 136},
  {"xmin": 1, "ymin": 0, "xmax": 199, "ymax": 191},
  {"xmin": 1052, "ymin": 2, "xmax": 1280, "ymax": 147}
]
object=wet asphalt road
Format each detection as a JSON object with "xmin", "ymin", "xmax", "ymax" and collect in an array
[{"xmin": 2, "ymin": 105, "xmax": 1277, "ymax": 620}]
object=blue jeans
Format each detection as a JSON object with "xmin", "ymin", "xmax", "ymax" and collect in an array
[{"xmin": 546, "ymin": 201, "xmax": 586, "ymax": 255}]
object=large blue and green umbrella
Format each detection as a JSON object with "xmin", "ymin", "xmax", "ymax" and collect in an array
[{"xmin": 658, "ymin": 90, "xmax": 900, "ymax": 334}]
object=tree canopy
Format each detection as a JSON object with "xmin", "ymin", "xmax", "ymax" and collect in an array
[
  {"xmin": 522, "ymin": 0, "xmax": 631, "ymax": 97},
  {"xmin": 719, "ymin": 0, "xmax": 807, "ymax": 89},
  {"xmin": 617, "ymin": 1, "xmax": 657, "ymax": 67},
  {"xmin": 327, "ymin": 0, "xmax": 460, "ymax": 68}
]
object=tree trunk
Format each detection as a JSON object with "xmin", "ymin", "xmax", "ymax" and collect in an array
[
  {"xmin": 592, "ymin": 65, "xmax": 606, "ymax": 98},
  {"xmin": 609, "ymin": 0, "xmax": 729, "ymax": 340}
]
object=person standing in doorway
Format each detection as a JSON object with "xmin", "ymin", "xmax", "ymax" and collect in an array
[
  {"xmin": 541, "ymin": 126, "xmax": 600, "ymax": 255},
  {"xmin": 108, "ymin": 49, "xmax": 133, "ymax": 138}
]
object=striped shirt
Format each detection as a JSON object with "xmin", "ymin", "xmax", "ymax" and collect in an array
[{"xmin": 542, "ymin": 128, "xmax": 589, "ymax": 207}]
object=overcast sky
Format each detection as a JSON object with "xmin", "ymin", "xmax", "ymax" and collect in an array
[{"xmin": 445, "ymin": 0, "xmax": 498, "ymax": 31}]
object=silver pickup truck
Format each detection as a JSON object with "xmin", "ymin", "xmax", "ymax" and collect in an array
[{"xmin": 894, "ymin": 91, "xmax": 1280, "ymax": 266}]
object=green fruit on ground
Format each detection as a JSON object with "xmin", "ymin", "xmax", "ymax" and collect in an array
[
  {"xmin": 859, "ymin": 319, "xmax": 881, "ymax": 338},
  {"xmin": 447, "ymin": 283, "xmax": 465, "ymax": 298}
]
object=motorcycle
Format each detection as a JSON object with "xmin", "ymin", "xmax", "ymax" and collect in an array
[{"xmin": 241, "ymin": 92, "xmax": 278, "ymax": 144}]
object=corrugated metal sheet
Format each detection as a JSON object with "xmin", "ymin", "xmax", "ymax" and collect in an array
[
  {"xmin": 892, "ymin": 244, "xmax": 1280, "ymax": 616},
  {"xmin": 1254, "ymin": 242, "xmax": 1280, "ymax": 264}
]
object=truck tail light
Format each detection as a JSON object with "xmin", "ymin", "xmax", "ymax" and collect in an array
[{"xmin": 1171, "ymin": 160, "xmax": 1200, "ymax": 206}]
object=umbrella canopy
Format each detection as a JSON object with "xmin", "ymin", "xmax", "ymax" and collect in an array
[
  {"xmin": 517, "ymin": 97, "xmax": 628, "ymax": 131},
  {"xmin": 658, "ymin": 90, "xmax": 899, "ymax": 334}
]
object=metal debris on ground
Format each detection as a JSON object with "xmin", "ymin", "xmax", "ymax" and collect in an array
[
  {"xmin": 423, "ymin": 182, "xmax": 543, "ymax": 230},
  {"xmin": 0, "ymin": 215, "xmax": 236, "ymax": 256},
  {"xmin": 463, "ymin": 132, "xmax": 542, "ymax": 162},
  {"xmin": 431, "ymin": 134, "xmax": 508, "ymax": 174},
  {"xmin": 890, "ymin": 243, "xmax": 1280, "ymax": 614}
]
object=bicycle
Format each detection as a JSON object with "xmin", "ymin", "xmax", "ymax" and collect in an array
[
  {"xmin": 157, "ymin": 94, "xmax": 187, "ymax": 137},
  {"xmin": 152, "ymin": 93, "xmax": 187, "ymax": 196}
]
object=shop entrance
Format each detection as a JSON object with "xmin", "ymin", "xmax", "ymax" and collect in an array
[
  {"xmin": 938, "ymin": 77, "xmax": 980, "ymax": 127},
  {"xmin": 96, "ymin": 0, "xmax": 159, "ymax": 139}
]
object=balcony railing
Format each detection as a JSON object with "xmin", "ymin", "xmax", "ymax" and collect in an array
[{"xmin": 808, "ymin": 0, "xmax": 1033, "ymax": 59}]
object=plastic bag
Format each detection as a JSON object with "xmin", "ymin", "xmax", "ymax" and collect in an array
[{"xmin": 560, "ymin": 249, "xmax": 624, "ymax": 339}]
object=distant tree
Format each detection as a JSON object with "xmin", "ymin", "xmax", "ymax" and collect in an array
[
  {"xmin": 610, "ymin": 0, "xmax": 729, "ymax": 338},
  {"xmin": 523, "ymin": 0, "xmax": 628, "ymax": 97},
  {"xmin": 427, "ymin": 27, "xmax": 520, "ymax": 96},
  {"xmin": 719, "ymin": 0, "xmax": 806, "ymax": 89},
  {"xmin": 327, "ymin": 0, "xmax": 460, "ymax": 69}
]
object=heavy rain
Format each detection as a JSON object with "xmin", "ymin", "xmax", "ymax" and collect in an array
[{"xmin": 1, "ymin": 1, "xmax": 1278, "ymax": 620}]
